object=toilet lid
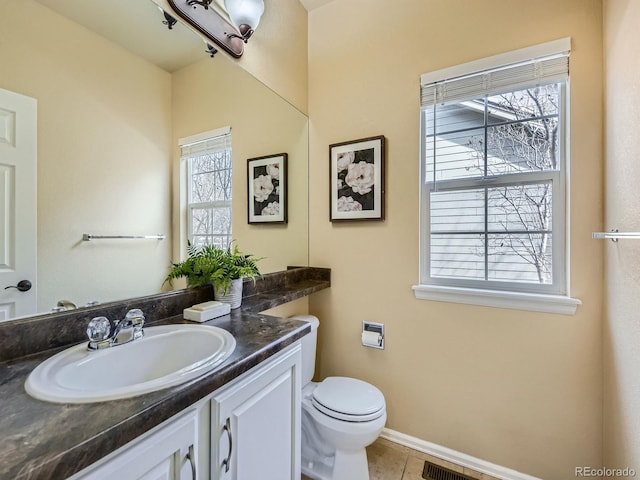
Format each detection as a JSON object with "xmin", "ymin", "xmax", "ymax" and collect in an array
[{"xmin": 312, "ymin": 377, "xmax": 385, "ymax": 422}]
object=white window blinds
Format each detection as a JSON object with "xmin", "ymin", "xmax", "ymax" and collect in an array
[
  {"xmin": 180, "ymin": 127, "xmax": 232, "ymax": 156},
  {"xmin": 421, "ymin": 39, "xmax": 570, "ymax": 107}
]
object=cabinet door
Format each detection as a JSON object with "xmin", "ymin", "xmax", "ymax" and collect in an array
[
  {"xmin": 72, "ymin": 410, "xmax": 199, "ymax": 480},
  {"xmin": 138, "ymin": 457, "xmax": 173, "ymax": 480},
  {"xmin": 212, "ymin": 344, "xmax": 301, "ymax": 480}
]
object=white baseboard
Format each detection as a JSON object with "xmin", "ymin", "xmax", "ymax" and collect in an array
[{"xmin": 380, "ymin": 428, "xmax": 542, "ymax": 480}]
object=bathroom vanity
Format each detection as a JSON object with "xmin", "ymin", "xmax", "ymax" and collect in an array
[
  {"xmin": 0, "ymin": 267, "xmax": 329, "ymax": 480},
  {"xmin": 70, "ymin": 342, "xmax": 301, "ymax": 480}
]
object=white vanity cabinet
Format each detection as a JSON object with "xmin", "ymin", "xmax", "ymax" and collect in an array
[
  {"xmin": 69, "ymin": 342, "xmax": 301, "ymax": 480},
  {"xmin": 209, "ymin": 343, "xmax": 301, "ymax": 480},
  {"xmin": 71, "ymin": 408, "xmax": 199, "ymax": 480}
]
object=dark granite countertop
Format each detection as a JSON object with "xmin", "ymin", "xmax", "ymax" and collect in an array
[
  {"xmin": 0, "ymin": 267, "xmax": 330, "ymax": 364},
  {"xmin": 0, "ymin": 310, "xmax": 310, "ymax": 480},
  {"xmin": 0, "ymin": 266, "xmax": 330, "ymax": 479}
]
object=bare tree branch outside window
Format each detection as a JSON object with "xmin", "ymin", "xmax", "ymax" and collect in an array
[
  {"xmin": 184, "ymin": 138, "xmax": 233, "ymax": 249},
  {"xmin": 427, "ymin": 84, "xmax": 561, "ymax": 286}
]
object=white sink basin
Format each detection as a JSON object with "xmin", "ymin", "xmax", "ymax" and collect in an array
[{"xmin": 25, "ymin": 324, "xmax": 236, "ymax": 404}]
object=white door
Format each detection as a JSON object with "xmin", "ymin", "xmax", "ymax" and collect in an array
[{"xmin": 0, "ymin": 88, "xmax": 37, "ymax": 321}]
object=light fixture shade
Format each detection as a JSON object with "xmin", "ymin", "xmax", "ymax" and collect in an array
[{"xmin": 224, "ymin": 0, "xmax": 264, "ymax": 31}]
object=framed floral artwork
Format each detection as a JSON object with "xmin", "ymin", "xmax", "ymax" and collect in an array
[
  {"xmin": 329, "ymin": 135, "xmax": 385, "ymax": 221},
  {"xmin": 247, "ymin": 153, "xmax": 287, "ymax": 224}
]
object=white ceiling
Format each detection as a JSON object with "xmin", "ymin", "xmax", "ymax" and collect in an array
[
  {"xmin": 299, "ymin": 0, "xmax": 334, "ymax": 11},
  {"xmin": 35, "ymin": 0, "xmax": 210, "ymax": 72},
  {"xmin": 34, "ymin": 0, "xmax": 332, "ymax": 72}
]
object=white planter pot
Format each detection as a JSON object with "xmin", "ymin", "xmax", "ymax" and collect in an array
[{"xmin": 214, "ymin": 278, "xmax": 243, "ymax": 309}]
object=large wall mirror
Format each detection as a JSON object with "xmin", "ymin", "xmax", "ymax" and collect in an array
[{"xmin": 0, "ymin": 0, "xmax": 309, "ymax": 321}]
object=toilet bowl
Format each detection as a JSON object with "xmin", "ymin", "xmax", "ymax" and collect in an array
[{"xmin": 291, "ymin": 315, "xmax": 386, "ymax": 480}]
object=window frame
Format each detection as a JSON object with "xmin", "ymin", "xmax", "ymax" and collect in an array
[
  {"xmin": 420, "ymin": 85, "xmax": 567, "ymax": 295},
  {"xmin": 180, "ymin": 126, "xmax": 233, "ymax": 251},
  {"xmin": 414, "ymin": 39, "xmax": 581, "ymax": 314}
]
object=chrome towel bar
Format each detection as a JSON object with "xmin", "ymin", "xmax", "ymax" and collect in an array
[
  {"xmin": 592, "ymin": 229, "xmax": 640, "ymax": 242},
  {"xmin": 82, "ymin": 234, "xmax": 166, "ymax": 241}
]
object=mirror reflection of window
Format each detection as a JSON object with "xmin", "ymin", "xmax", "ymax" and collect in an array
[{"xmin": 181, "ymin": 127, "xmax": 233, "ymax": 249}]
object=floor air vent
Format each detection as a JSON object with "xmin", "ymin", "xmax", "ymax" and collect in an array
[{"xmin": 422, "ymin": 461, "xmax": 475, "ymax": 480}]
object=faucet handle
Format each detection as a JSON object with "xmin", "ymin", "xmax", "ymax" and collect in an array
[
  {"xmin": 87, "ymin": 316, "xmax": 111, "ymax": 342},
  {"xmin": 125, "ymin": 309, "xmax": 145, "ymax": 340},
  {"xmin": 125, "ymin": 309, "xmax": 145, "ymax": 325}
]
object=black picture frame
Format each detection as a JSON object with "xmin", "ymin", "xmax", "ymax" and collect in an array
[
  {"xmin": 247, "ymin": 153, "xmax": 288, "ymax": 224},
  {"xmin": 329, "ymin": 135, "xmax": 385, "ymax": 221}
]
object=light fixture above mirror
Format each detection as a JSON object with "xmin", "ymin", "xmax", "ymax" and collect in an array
[
  {"xmin": 225, "ymin": 0, "xmax": 264, "ymax": 42},
  {"xmin": 166, "ymin": 0, "xmax": 264, "ymax": 58}
]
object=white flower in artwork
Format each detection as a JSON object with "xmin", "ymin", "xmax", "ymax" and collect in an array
[
  {"xmin": 337, "ymin": 151, "xmax": 355, "ymax": 172},
  {"xmin": 337, "ymin": 196, "xmax": 362, "ymax": 212},
  {"xmin": 267, "ymin": 163, "xmax": 280, "ymax": 180},
  {"xmin": 336, "ymin": 179, "xmax": 344, "ymax": 189},
  {"xmin": 345, "ymin": 161, "xmax": 375, "ymax": 194},
  {"xmin": 262, "ymin": 201, "xmax": 280, "ymax": 216},
  {"xmin": 275, "ymin": 185, "xmax": 280, "ymax": 195},
  {"xmin": 254, "ymin": 174, "xmax": 274, "ymax": 202}
]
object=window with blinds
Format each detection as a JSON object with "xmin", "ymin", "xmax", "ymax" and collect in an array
[
  {"xmin": 419, "ymin": 40, "xmax": 570, "ymax": 294},
  {"xmin": 181, "ymin": 128, "xmax": 232, "ymax": 249}
]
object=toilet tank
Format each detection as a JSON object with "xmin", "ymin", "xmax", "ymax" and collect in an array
[{"xmin": 290, "ymin": 315, "xmax": 319, "ymax": 386}]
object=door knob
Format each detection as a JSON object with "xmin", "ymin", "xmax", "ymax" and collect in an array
[{"xmin": 4, "ymin": 280, "xmax": 32, "ymax": 292}]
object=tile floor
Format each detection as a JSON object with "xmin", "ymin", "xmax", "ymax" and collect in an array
[{"xmin": 303, "ymin": 437, "xmax": 502, "ymax": 480}]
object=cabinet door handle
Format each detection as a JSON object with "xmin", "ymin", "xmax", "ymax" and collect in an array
[
  {"xmin": 222, "ymin": 417, "xmax": 233, "ymax": 473},
  {"xmin": 186, "ymin": 444, "xmax": 196, "ymax": 480}
]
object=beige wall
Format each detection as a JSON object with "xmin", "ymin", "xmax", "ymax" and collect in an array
[
  {"xmin": 0, "ymin": 0, "xmax": 172, "ymax": 312},
  {"xmin": 307, "ymin": 1, "xmax": 604, "ymax": 478},
  {"xmin": 603, "ymin": 0, "xmax": 640, "ymax": 471},
  {"xmin": 237, "ymin": 0, "xmax": 309, "ymax": 114},
  {"xmin": 171, "ymin": 57, "xmax": 309, "ymax": 274}
]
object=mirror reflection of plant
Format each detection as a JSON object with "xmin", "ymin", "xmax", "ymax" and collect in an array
[
  {"xmin": 165, "ymin": 242, "xmax": 262, "ymax": 294},
  {"xmin": 253, "ymin": 163, "xmax": 281, "ymax": 215}
]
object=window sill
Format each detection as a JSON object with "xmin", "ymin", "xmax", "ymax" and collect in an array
[{"xmin": 412, "ymin": 284, "xmax": 581, "ymax": 315}]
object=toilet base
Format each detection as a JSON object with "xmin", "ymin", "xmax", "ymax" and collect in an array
[
  {"xmin": 334, "ymin": 448, "xmax": 370, "ymax": 479},
  {"xmin": 301, "ymin": 457, "xmax": 332, "ymax": 480},
  {"xmin": 301, "ymin": 448, "xmax": 370, "ymax": 480}
]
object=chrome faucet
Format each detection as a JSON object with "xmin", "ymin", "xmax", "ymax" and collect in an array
[
  {"xmin": 52, "ymin": 299, "xmax": 99, "ymax": 313},
  {"xmin": 51, "ymin": 299, "xmax": 77, "ymax": 312},
  {"xmin": 86, "ymin": 309, "xmax": 145, "ymax": 350}
]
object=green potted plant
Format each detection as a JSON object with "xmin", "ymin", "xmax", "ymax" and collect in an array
[{"xmin": 165, "ymin": 242, "xmax": 262, "ymax": 309}]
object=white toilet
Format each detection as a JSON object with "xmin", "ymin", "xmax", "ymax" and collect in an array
[{"xmin": 292, "ymin": 315, "xmax": 387, "ymax": 480}]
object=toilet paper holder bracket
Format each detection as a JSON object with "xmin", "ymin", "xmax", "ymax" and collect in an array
[{"xmin": 362, "ymin": 321, "xmax": 384, "ymax": 349}]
